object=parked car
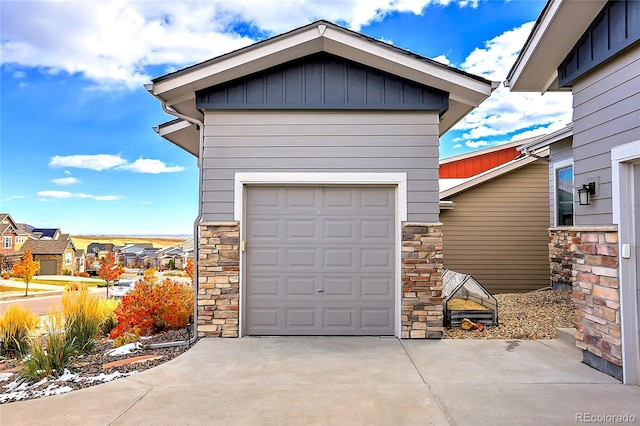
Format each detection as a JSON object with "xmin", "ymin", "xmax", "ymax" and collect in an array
[{"xmin": 111, "ymin": 279, "xmax": 137, "ymax": 298}]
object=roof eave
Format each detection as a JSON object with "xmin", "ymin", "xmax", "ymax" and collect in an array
[{"xmin": 505, "ymin": 0, "xmax": 607, "ymax": 93}]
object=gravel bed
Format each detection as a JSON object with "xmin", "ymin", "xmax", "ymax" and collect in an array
[
  {"xmin": 444, "ymin": 289, "xmax": 575, "ymax": 340},
  {"xmin": 0, "ymin": 328, "xmax": 196, "ymax": 404}
]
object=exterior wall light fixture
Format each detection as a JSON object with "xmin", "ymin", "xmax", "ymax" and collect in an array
[{"xmin": 578, "ymin": 182, "xmax": 596, "ymax": 205}]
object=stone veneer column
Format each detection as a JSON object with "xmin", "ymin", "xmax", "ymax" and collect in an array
[
  {"xmin": 401, "ymin": 223, "xmax": 444, "ymax": 339},
  {"xmin": 549, "ymin": 228, "xmax": 575, "ymax": 291},
  {"xmin": 197, "ymin": 222, "xmax": 240, "ymax": 337},
  {"xmin": 570, "ymin": 226, "xmax": 622, "ymax": 380}
]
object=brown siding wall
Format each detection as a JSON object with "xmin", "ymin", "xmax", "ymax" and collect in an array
[{"xmin": 440, "ymin": 160, "xmax": 550, "ymax": 293}]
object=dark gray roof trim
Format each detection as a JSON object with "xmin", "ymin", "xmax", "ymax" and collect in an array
[
  {"xmin": 152, "ymin": 20, "xmax": 492, "ymax": 86},
  {"xmin": 559, "ymin": 0, "xmax": 640, "ymax": 87},
  {"xmin": 196, "ymin": 53, "xmax": 449, "ymax": 113}
]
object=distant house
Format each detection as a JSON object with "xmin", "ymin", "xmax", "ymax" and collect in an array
[
  {"xmin": 20, "ymin": 234, "xmax": 77, "ymax": 275},
  {"xmin": 0, "ymin": 214, "xmax": 21, "ymax": 271},
  {"xmin": 0, "ymin": 214, "xmax": 19, "ymax": 257},
  {"xmin": 505, "ymin": 0, "xmax": 640, "ymax": 384},
  {"xmin": 439, "ymin": 139, "xmax": 551, "ymax": 293},
  {"xmin": 86, "ymin": 243, "xmax": 115, "ymax": 261}
]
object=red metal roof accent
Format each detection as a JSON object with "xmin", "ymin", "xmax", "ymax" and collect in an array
[{"xmin": 439, "ymin": 147, "xmax": 520, "ymax": 178}]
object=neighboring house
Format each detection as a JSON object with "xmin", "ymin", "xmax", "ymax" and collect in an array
[
  {"xmin": 439, "ymin": 137, "xmax": 537, "ymax": 180},
  {"xmin": 0, "ymin": 214, "xmax": 19, "ymax": 256},
  {"xmin": 20, "ymin": 234, "xmax": 77, "ymax": 275},
  {"xmin": 147, "ymin": 20, "xmax": 496, "ymax": 338},
  {"xmin": 505, "ymin": 0, "xmax": 640, "ymax": 384},
  {"xmin": 439, "ymin": 140, "xmax": 551, "ymax": 294},
  {"xmin": 30, "ymin": 228, "xmax": 61, "ymax": 240},
  {"xmin": 75, "ymin": 249, "xmax": 86, "ymax": 273},
  {"xmin": 86, "ymin": 243, "xmax": 115, "ymax": 261}
]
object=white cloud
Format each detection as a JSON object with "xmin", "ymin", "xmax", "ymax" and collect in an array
[
  {"xmin": 4, "ymin": 195, "xmax": 25, "ymax": 201},
  {"xmin": 450, "ymin": 22, "xmax": 573, "ymax": 143},
  {"xmin": 452, "ymin": 143, "xmax": 463, "ymax": 149},
  {"xmin": 37, "ymin": 190, "xmax": 124, "ymax": 201},
  {"xmin": 0, "ymin": 1, "xmax": 480, "ymax": 89},
  {"xmin": 51, "ymin": 177, "xmax": 79, "ymax": 186},
  {"xmin": 49, "ymin": 154, "xmax": 184, "ymax": 174},
  {"xmin": 431, "ymin": 54, "xmax": 451, "ymax": 66},
  {"xmin": 465, "ymin": 140, "xmax": 488, "ymax": 149},
  {"xmin": 49, "ymin": 154, "xmax": 127, "ymax": 171},
  {"xmin": 121, "ymin": 158, "xmax": 185, "ymax": 174}
]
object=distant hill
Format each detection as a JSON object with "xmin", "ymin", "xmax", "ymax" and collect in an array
[{"xmin": 71, "ymin": 235, "xmax": 191, "ymax": 252}]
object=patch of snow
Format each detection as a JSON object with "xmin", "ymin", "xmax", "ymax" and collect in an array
[
  {"xmin": 56, "ymin": 369, "xmax": 77, "ymax": 382},
  {"xmin": 82, "ymin": 371, "xmax": 137, "ymax": 384},
  {"xmin": 0, "ymin": 373, "xmax": 14, "ymax": 382},
  {"xmin": 106, "ymin": 342, "xmax": 142, "ymax": 356}
]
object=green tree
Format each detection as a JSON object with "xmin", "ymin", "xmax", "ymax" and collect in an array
[{"xmin": 13, "ymin": 249, "xmax": 40, "ymax": 296}]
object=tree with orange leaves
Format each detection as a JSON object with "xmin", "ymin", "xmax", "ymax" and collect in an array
[
  {"xmin": 97, "ymin": 252, "xmax": 124, "ymax": 298},
  {"xmin": 13, "ymin": 249, "xmax": 40, "ymax": 296},
  {"xmin": 185, "ymin": 258, "xmax": 194, "ymax": 284}
]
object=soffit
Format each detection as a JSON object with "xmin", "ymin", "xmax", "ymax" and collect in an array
[{"xmin": 506, "ymin": 0, "xmax": 607, "ymax": 92}]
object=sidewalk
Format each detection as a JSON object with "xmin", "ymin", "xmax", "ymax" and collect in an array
[{"xmin": 1, "ymin": 337, "xmax": 638, "ymax": 425}]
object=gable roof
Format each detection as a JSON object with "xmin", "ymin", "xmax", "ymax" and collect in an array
[
  {"xmin": 440, "ymin": 147, "xmax": 549, "ymax": 200},
  {"xmin": 21, "ymin": 234, "xmax": 75, "ymax": 255},
  {"xmin": 504, "ymin": 0, "xmax": 607, "ymax": 92},
  {"xmin": 148, "ymin": 20, "xmax": 498, "ymax": 156},
  {"xmin": 0, "ymin": 213, "xmax": 18, "ymax": 236}
]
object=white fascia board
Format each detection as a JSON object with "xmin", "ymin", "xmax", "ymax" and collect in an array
[
  {"xmin": 507, "ymin": 0, "xmax": 607, "ymax": 92},
  {"xmin": 152, "ymin": 28, "xmax": 324, "ymax": 99},
  {"xmin": 321, "ymin": 27, "xmax": 494, "ymax": 106},
  {"xmin": 517, "ymin": 124, "xmax": 573, "ymax": 153},
  {"xmin": 234, "ymin": 172, "xmax": 407, "ymax": 221},
  {"xmin": 439, "ymin": 155, "xmax": 541, "ymax": 199},
  {"xmin": 157, "ymin": 119, "xmax": 191, "ymax": 137}
]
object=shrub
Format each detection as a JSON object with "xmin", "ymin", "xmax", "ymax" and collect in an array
[
  {"xmin": 62, "ymin": 269, "xmax": 72, "ymax": 276},
  {"xmin": 20, "ymin": 314, "xmax": 75, "ymax": 382},
  {"xmin": 2, "ymin": 273, "xmax": 10, "ymax": 280},
  {"xmin": 0, "ymin": 305, "xmax": 40, "ymax": 357},
  {"xmin": 61, "ymin": 285, "xmax": 105, "ymax": 353},
  {"xmin": 79, "ymin": 272, "xmax": 90, "ymax": 278},
  {"xmin": 113, "ymin": 332, "xmax": 140, "ymax": 348},
  {"xmin": 110, "ymin": 278, "xmax": 194, "ymax": 339},
  {"xmin": 99, "ymin": 297, "xmax": 120, "ymax": 336}
]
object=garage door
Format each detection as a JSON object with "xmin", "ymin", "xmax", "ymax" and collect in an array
[
  {"xmin": 39, "ymin": 259, "xmax": 57, "ymax": 275},
  {"xmin": 245, "ymin": 186, "xmax": 395, "ymax": 335}
]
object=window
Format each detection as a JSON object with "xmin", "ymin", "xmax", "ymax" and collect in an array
[
  {"xmin": 16, "ymin": 236, "xmax": 24, "ymax": 243},
  {"xmin": 554, "ymin": 159, "xmax": 574, "ymax": 226},
  {"xmin": 2, "ymin": 236, "xmax": 12, "ymax": 249},
  {"xmin": 65, "ymin": 252, "xmax": 72, "ymax": 265}
]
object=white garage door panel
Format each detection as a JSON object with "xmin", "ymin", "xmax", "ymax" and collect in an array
[{"xmin": 245, "ymin": 186, "xmax": 395, "ymax": 335}]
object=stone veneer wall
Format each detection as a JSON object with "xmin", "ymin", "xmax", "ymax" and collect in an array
[
  {"xmin": 551, "ymin": 226, "xmax": 622, "ymax": 380},
  {"xmin": 196, "ymin": 221, "xmax": 444, "ymax": 339},
  {"xmin": 401, "ymin": 223, "xmax": 444, "ymax": 339},
  {"xmin": 197, "ymin": 222, "xmax": 240, "ymax": 337},
  {"xmin": 549, "ymin": 228, "xmax": 574, "ymax": 291}
]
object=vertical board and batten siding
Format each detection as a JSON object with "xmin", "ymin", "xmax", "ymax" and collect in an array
[
  {"xmin": 549, "ymin": 139, "xmax": 574, "ymax": 225},
  {"xmin": 440, "ymin": 161, "xmax": 550, "ymax": 293},
  {"xmin": 571, "ymin": 47, "xmax": 640, "ymax": 226},
  {"xmin": 201, "ymin": 111, "xmax": 440, "ymax": 222}
]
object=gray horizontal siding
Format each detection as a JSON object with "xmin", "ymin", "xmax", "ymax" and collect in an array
[
  {"xmin": 572, "ymin": 46, "xmax": 640, "ymax": 226},
  {"xmin": 201, "ymin": 111, "xmax": 440, "ymax": 222},
  {"xmin": 197, "ymin": 53, "xmax": 448, "ymax": 112}
]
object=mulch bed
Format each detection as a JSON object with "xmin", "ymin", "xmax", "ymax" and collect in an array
[{"xmin": 1, "ymin": 328, "xmax": 197, "ymax": 404}]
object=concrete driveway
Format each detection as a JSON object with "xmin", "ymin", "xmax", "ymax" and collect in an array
[{"xmin": 1, "ymin": 337, "xmax": 638, "ymax": 425}]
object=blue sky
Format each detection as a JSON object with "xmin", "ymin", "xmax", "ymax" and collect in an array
[{"xmin": 0, "ymin": 0, "xmax": 572, "ymax": 236}]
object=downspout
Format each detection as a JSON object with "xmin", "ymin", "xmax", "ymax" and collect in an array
[{"xmin": 144, "ymin": 84, "xmax": 204, "ymax": 348}]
